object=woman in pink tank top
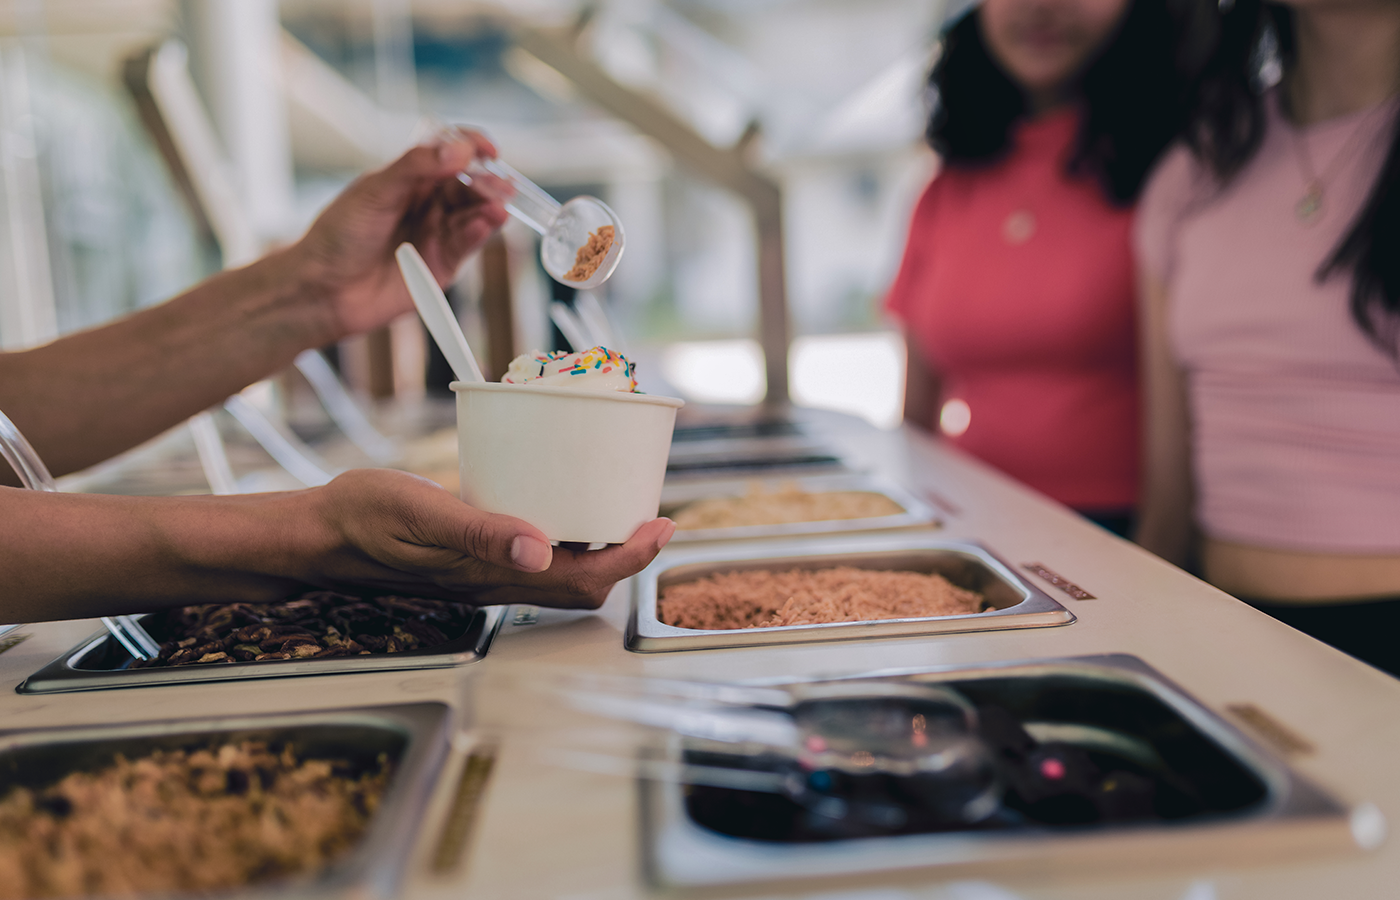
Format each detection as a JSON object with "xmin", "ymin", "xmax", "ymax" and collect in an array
[{"xmin": 1135, "ymin": 0, "xmax": 1400, "ymax": 674}]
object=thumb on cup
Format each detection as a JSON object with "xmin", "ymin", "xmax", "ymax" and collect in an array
[
  {"xmin": 420, "ymin": 495, "xmax": 554, "ymax": 574},
  {"xmin": 509, "ymin": 533, "xmax": 553, "ymax": 572}
]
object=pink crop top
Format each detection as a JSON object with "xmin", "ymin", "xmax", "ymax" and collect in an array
[{"xmin": 1135, "ymin": 91, "xmax": 1400, "ymax": 553}]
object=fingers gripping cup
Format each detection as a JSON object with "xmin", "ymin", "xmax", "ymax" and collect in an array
[{"xmin": 453, "ymin": 349, "xmax": 684, "ymax": 544}]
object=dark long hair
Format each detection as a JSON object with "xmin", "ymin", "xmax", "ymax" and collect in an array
[
  {"xmin": 926, "ymin": 0, "xmax": 1216, "ymax": 205},
  {"xmin": 1185, "ymin": 0, "xmax": 1400, "ymax": 352}
]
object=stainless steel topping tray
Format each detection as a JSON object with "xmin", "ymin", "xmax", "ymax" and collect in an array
[
  {"xmin": 641, "ymin": 654, "xmax": 1370, "ymax": 890},
  {"xmin": 670, "ymin": 417, "xmax": 806, "ymax": 444},
  {"xmin": 666, "ymin": 434, "xmax": 826, "ymax": 462},
  {"xmin": 664, "ymin": 444, "xmax": 850, "ymax": 481},
  {"xmin": 626, "ymin": 534, "xmax": 1073, "ymax": 652},
  {"xmin": 660, "ymin": 473, "xmax": 940, "ymax": 544},
  {"xmin": 0, "ymin": 702, "xmax": 451, "ymax": 900},
  {"xmin": 17, "ymin": 604, "xmax": 506, "ymax": 694}
]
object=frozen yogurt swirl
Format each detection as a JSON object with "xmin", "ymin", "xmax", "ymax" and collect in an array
[{"xmin": 501, "ymin": 346, "xmax": 638, "ymax": 393}]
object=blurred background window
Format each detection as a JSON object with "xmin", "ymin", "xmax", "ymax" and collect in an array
[{"xmin": 0, "ymin": 0, "xmax": 950, "ymax": 429}]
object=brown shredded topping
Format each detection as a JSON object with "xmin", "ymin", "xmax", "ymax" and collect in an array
[
  {"xmin": 562, "ymin": 225, "xmax": 614, "ymax": 281},
  {"xmin": 672, "ymin": 482, "xmax": 905, "ymax": 530},
  {"xmin": 658, "ymin": 566, "xmax": 985, "ymax": 630},
  {"xmin": 0, "ymin": 740, "xmax": 391, "ymax": 899}
]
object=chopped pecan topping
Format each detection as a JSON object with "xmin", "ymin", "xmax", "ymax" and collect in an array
[{"xmin": 127, "ymin": 592, "xmax": 477, "ymax": 668}]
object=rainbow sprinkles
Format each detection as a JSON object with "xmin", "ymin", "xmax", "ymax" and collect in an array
[{"xmin": 501, "ymin": 346, "xmax": 639, "ymax": 393}]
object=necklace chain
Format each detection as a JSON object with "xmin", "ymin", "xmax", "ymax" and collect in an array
[{"xmin": 1288, "ymin": 96, "xmax": 1397, "ymax": 226}]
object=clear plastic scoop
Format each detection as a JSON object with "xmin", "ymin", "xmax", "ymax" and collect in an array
[
  {"xmin": 513, "ymin": 672, "xmax": 1003, "ymax": 826},
  {"xmin": 459, "ymin": 157, "xmax": 625, "ymax": 290}
]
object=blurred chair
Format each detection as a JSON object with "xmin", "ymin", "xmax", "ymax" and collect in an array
[
  {"xmin": 122, "ymin": 40, "xmax": 397, "ymax": 489},
  {"xmin": 479, "ymin": 232, "xmax": 517, "ymax": 382}
]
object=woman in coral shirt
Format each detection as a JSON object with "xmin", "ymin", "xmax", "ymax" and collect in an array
[{"xmin": 887, "ymin": 0, "xmax": 1206, "ymax": 534}]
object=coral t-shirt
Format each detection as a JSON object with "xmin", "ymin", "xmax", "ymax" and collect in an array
[{"xmin": 885, "ymin": 109, "xmax": 1139, "ymax": 511}]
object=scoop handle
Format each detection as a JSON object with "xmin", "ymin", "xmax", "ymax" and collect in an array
[
  {"xmin": 459, "ymin": 157, "xmax": 560, "ymax": 237},
  {"xmin": 0, "ymin": 405, "xmax": 57, "ymax": 491},
  {"xmin": 395, "ymin": 243, "xmax": 485, "ymax": 383}
]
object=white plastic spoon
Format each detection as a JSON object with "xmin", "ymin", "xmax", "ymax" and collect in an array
[{"xmin": 395, "ymin": 242, "xmax": 485, "ymax": 383}]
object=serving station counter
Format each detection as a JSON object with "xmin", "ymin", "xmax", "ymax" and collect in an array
[{"xmin": 2, "ymin": 408, "xmax": 1398, "ymax": 900}]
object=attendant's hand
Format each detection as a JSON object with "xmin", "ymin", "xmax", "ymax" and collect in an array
[
  {"xmin": 305, "ymin": 469, "xmax": 676, "ymax": 609},
  {"xmin": 292, "ymin": 128, "xmax": 510, "ymax": 339}
]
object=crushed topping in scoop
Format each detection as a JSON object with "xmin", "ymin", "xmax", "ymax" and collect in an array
[{"xmin": 563, "ymin": 225, "xmax": 614, "ymax": 281}]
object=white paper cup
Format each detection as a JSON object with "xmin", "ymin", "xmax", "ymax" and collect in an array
[{"xmin": 452, "ymin": 382, "xmax": 685, "ymax": 544}]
